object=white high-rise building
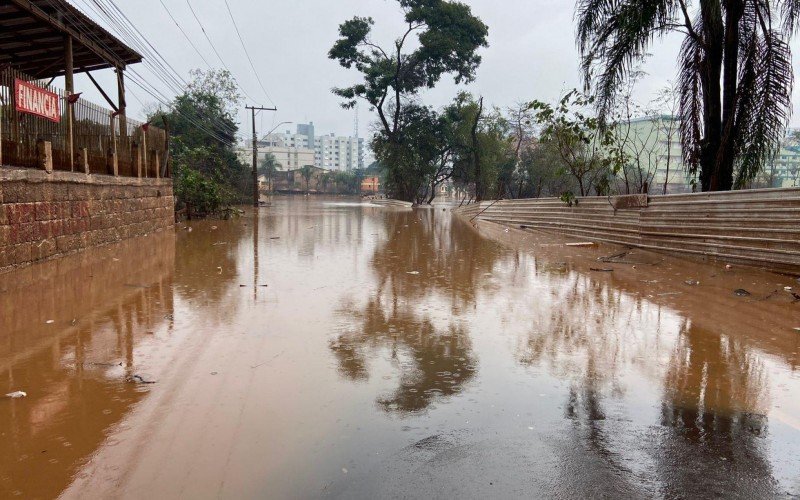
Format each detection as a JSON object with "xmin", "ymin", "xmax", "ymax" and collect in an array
[{"xmin": 260, "ymin": 122, "xmax": 364, "ymax": 172}]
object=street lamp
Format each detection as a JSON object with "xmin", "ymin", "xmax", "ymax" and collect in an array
[{"xmin": 262, "ymin": 121, "xmax": 292, "ymax": 194}]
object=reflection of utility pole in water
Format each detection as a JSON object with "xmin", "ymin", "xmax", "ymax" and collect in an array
[{"xmin": 253, "ymin": 208, "xmax": 259, "ymax": 302}]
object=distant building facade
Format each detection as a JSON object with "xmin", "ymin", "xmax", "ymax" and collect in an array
[
  {"xmin": 361, "ymin": 176, "xmax": 380, "ymax": 194},
  {"xmin": 612, "ymin": 117, "xmax": 800, "ymax": 192},
  {"xmin": 259, "ymin": 122, "xmax": 365, "ymax": 172}
]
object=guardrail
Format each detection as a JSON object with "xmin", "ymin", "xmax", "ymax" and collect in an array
[
  {"xmin": 455, "ymin": 188, "xmax": 800, "ymax": 273},
  {"xmin": 1, "ymin": 67, "xmax": 168, "ymax": 178}
]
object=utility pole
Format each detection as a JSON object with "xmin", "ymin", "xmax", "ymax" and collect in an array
[{"xmin": 246, "ymin": 105, "xmax": 277, "ymax": 207}]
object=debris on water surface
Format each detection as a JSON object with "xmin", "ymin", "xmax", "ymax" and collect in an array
[
  {"xmin": 127, "ymin": 375, "xmax": 156, "ymax": 384},
  {"xmin": 565, "ymin": 242, "xmax": 596, "ymax": 247},
  {"xmin": 45, "ymin": 320, "xmax": 54, "ymax": 324},
  {"xmin": 684, "ymin": 280, "xmax": 700, "ymax": 286},
  {"xmin": 406, "ymin": 271, "xmax": 420, "ymax": 275},
  {"xmin": 590, "ymin": 268, "xmax": 613, "ymax": 272},
  {"xmin": 269, "ymin": 237, "xmax": 281, "ymax": 240},
  {"xmin": 5, "ymin": 391, "xmax": 27, "ymax": 398},
  {"xmin": 734, "ymin": 289, "xmax": 751, "ymax": 297},
  {"xmin": 725, "ymin": 264, "xmax": 733, "ymax": 270}
]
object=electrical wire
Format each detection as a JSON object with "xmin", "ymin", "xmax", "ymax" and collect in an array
[
  {"xmin": 183, "ymin": 0, "xmax": 261, "ymax": 105},
  {"xmin": 157, "ymin": 0, "xmax": 214, "ymax": 69},
  {"xmin": 223, "ymin": 0, "xmax": 275, "ymax": 106},
  {"xmin": 56, "ymin": 0, "xmax": 236, "ymax": 143}
]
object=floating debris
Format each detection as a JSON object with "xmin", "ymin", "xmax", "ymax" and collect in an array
[
  {"xmin": 5, "ymin": 391, "xmax": 27, "ymax": 398},
  {"xmin": 734, "ymin": 289, "xmax": 752, "ymax": 297},
  {"xmin": 406, "ymin": 271, "xmax": 420, "ymax": 275},
  {"xmin": 565, "ymin": 242, "xmax": 596, "ymax": 247},
  {"xmin": 127, "ymin": 375, "xmax": 156, "ymax": 384},
  {"xmin": 45, "ymin": 320, "xmax": 55, "ymax": 324},
  {"xmin": 684, "ymin": 280, "xmax": 700, "ymax": 286},
  {"xmin": 590, "ymin": 267, "xmax": 613, "ymax": 272}
]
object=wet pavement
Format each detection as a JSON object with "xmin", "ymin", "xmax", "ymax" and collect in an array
[{"xmin": 1, "ymin": 196, "xmax": 799, "ymax": 498}]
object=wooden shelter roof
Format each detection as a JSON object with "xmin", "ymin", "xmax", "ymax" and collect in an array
[{"xmin": 0, "ymin": 0, "xmax": 142, "ymax": 78}]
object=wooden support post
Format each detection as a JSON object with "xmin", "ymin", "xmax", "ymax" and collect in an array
[
  {"xmin": 116, "ymin": 69, "xmax": 127, "ymax": 140},
  {"xmin": 153, "ymin": 150, "xmax": 160, "ymax": 179},
  {"xmin": 85, "ymin": 71, "xmax": 118, "ymax": 112},
  {"xmin": 77, "ymin": 147, "xmax": 89, "ymax": 174},
  {"xmin": 108, "ymin": 111, "xmax": 118, "ymax": 176},
  {"xmin": 37, "ymin": 140, "xmax": 53, "ymax": 173},
  {"xmin": 131, "ymin": 142, "xmax": 141, "ymax": 177},
  {"xmin": 142, "ymin": 130, "xmax": 148, "ymax": 178},
  {"xmin": 161, "ymin": 117, "xmax": 171, "ymax": 178},
  {"xmin": 65, "ymin": 36, "xmax": 75, "ymax": 171}
]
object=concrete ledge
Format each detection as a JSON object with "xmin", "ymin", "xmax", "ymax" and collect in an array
[
  {"xmin": 455, "ymin": 189, "xmax": 800, "ymax": 274},
  {"xmin": 0, "ymin": 166, "xmax": 173, "ymax": 187},
  {"xmin": 1, "ymin": 166, "xmax": 175, "ymax": 273}
]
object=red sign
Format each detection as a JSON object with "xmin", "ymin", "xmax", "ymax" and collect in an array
[{"xmin": 15, "ymin": 79, "xmax": 61, "ymax": 123}]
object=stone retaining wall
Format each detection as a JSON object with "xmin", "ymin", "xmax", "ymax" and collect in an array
[
  {"xmin": 456, "ymin": 188, "xmax": 800, "ymax": 274},
  {"xmin": 0, "ymin": 167, "xmax": 174, "ymax": 273}
]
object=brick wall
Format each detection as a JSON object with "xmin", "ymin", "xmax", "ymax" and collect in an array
[{"xmin": 1, "ymin": 167, "xmax": 174, "ymax": 273}]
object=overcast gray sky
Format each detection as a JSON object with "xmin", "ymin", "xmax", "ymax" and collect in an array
[{"xmin": 68, "ymin": 0, "xmax": 800, "ymax": 146}]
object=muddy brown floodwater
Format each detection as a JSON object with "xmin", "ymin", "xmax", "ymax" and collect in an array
[{"xmin": 1, "ymin": 196, "xmax": 799, "ymax": 498}]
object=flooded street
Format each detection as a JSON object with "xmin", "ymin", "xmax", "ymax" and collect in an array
[{"xmin": 2, "ymin": 196, "xmax": 800, "ymax": 498}]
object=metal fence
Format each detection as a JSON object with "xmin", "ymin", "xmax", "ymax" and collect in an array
[
  {"xmin": 456, "ymin": 188, "xmax": 800, "ymax": 273},
  {"xmin": 0, "ymin": 67, "xmax": 167, "ymax": 177}
]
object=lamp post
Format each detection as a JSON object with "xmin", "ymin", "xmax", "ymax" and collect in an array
[{"xmin": 262, "ymin": 121, "xmax": 292, "ymax": 194}]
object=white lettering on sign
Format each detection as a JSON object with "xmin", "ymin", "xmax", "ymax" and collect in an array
[{"xmin": 14, "ymin": 79, "xmax": 61, "ymax": 123}]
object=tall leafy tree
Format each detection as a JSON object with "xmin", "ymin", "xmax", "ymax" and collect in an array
[
  {"xmin": 576, "ymin": 0, "xmax": 797, "ymax": 191},
  {"xmin": 150, "ymin": 69, "xmax": 249, "ymax": 214},
  {"xmin": 329, "ymin": 0, "xmax": 488, "ymax": 201}
]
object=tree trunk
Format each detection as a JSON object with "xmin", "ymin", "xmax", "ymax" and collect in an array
[
  {"xmin": 699, "ymin": 1, "xmax": 725, "ymax": 191},
  {"xmin": 472, "ymin": 97, "xmax": 484, "ymax": 201}
]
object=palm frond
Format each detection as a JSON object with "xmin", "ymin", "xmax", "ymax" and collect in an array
[
  {"xmin": 576, "ymin": 0, "xmax": 681, "ymax": 120},
  {"xmin": 678, "ymin": 32, "xmax": 704, "ymax": 175},
  {"xmin": 733, "ymin": 24, "xmax": 793, "ymax": 187},
  {"xmin": 779, "ymin": 0, "xmax": 800, "ymax": 34}
]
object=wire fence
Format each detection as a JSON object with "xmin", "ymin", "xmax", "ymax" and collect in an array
[{"xmin": 0, "ymin": 67, "xmax": 168, "ymax": 178}]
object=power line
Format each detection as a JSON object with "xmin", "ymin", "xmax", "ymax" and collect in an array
[
  {"xmin": 57, "ymin": 0, "xmax": 236, "ymax": 143},
  {"xmin": 157, "ymin": 0, "xmax": 214, "ymax": 69},
  {"xmin": 183, "ymin": 0, "xmax": 261, "ymax": 104},
  {"xmin": 223, "ymin": 0, "xmax": 275, "ymax": 106}
]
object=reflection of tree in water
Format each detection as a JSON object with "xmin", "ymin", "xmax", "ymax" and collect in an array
[
  {"xmin": 656, "ymin": 321, "xmax": 776, "ymax": 497},
  {"xmin": 330, "ymin": 209, "xmax": 494, "ymax": 414},
  {"xmin": 515, "ymin": 266, "xmax": 778, "ymax": 496},
  {"xmin": 331, "ymin": 294, "xmax": 476, "ymax": 414},
  {"xmin": 370, "ymin": 208, "xmax": 503, "ymax": 311}
]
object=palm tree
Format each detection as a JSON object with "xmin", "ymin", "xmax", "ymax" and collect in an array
[
  {"xmin": 576, "ymin": 0, "xmax": 798, "ymax": 191},
  {"xmin": 258, "ymin": 153, "xmax": 280, "ymax": 192},
  {"xmin": 300, "ymin": 165, "xmax": 314, "ymax": 194}
]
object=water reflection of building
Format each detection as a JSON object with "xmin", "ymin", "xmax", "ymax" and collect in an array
[{"xmin": 0, "ymin": 232, "xmax": 175, "ymax": 499}]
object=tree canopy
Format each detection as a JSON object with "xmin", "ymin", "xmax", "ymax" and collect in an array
[{"xmin": 576, "ymin": 0, "xmax": 800, "ymax": 191}]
